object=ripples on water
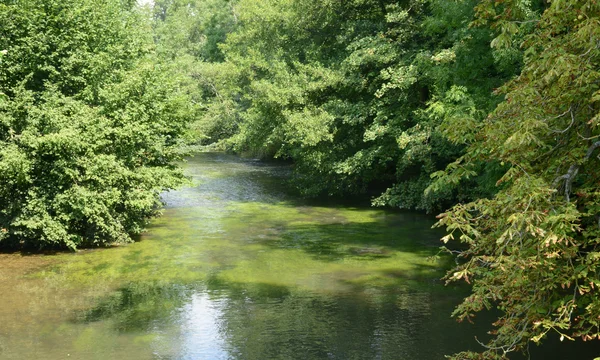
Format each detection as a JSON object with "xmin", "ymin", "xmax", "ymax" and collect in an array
[{"xmin": 0, "ymin": 153, "xmax": 598, "ymax": 360}]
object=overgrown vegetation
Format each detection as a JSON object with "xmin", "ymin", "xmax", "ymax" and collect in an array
[
  {"xmin": 193, "ymin": 0, "xmax": 520, "ymax": 212},
  {"xmin": 1, "ymin": 0, "xmax": 599, "ymax": 357},
  {"xmin": 151, "ymin": 0, "xmax": 600, "ymax": 358},
  {"xmin": 0, "ymin": 0, "xmax": 193, "ymax": 249},
  {"xmin": 430, "ymin": 0, "xmax": 600, "ymax": 358}
]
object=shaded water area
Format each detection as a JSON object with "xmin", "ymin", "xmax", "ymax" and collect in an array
[{"xmin": 1, "ymin": 152, "xmax": 599, "ymax": 359}]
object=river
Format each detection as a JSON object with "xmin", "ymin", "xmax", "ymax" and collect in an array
[{"xmin": 0, "ymin": 153, "xmax": 598, "ymax": 359}]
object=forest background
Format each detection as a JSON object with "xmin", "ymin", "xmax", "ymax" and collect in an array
[{"xmin": 1, "ymin": 0, "xmax": 599, "ymax": 358}]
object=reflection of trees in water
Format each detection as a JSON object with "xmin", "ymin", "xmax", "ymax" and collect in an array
[
  {"xmin": 78, "ymin": 281, "xmax": 194, "ymax": 332},
  {"xmin": 73, "ymin": 276, "xmax": 600, "ymax": 359},
  {"xmin": 210, "ymin": 281, "xmax": 441, "ymax": 360},
  {"xmin": 76, "ymin": 281, "xmax": 196, "ymax": 359},
  {"xmin": 77, "ymin": 277, "xmax": 448, "ymax": 359}
]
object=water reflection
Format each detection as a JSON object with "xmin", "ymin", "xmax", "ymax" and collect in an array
[
  {"xmin": 1, "ymin": 153, "xmax": 599, "ymax": 360},
  {"xmin": 76, "ymin": 279, "xmax": 478, "ymax": 360}
]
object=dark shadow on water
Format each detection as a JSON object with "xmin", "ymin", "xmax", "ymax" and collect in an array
[
  {"xmin": 205, "ymin": 274, "xmax": 292, "ymax": 300},
  {"xmin": 256, "ymin": 220, "xmax": 444, "ymax": 263},
  {"xmin": 77, "ymin": 282, "xmax": 195, "ymax": 332}
]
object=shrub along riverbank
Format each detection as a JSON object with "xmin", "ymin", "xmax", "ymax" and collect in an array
[{"xmin": 0, "ymin": 0, "xmax": 194, "ymax": 249}]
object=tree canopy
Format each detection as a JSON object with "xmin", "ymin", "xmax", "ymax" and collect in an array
[
  {"xmin": 429, "ymin": 0, "xmax": 600, "ymax": 357},
  {"xmin": 1, "ymin": 0, "xmax": 599, "ymax": 357},
  {"xmin": 0, "ymin": 0, "xmax": 193, "ymax": 249},
  {"xmin": 191, "ymin": 0, "xmax": 520, "ymax": 212}
]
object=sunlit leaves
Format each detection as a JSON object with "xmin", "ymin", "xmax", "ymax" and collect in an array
[
  {"xmin": 200, "ymin": 0, "xmax": 515, "ymax": 213},
  {"xmin": 432, "ymin": 0, "xmax": 600, "ymax": 357},
  {"xmin": 0, "ymin": 0, "xmax": 192, "ymax": 250}
]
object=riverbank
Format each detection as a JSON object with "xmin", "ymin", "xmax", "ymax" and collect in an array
[{"xmin": 1, "ymin": 153, "xmax": 598, "ymax": 359}]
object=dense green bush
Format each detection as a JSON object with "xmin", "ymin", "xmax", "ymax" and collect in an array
[{"xmin": 0, "ymin": 0, "xmax": 193, "ymax": 250}]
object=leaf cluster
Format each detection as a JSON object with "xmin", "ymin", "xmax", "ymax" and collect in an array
[
  {"xmin": 0, "ymin": 0, "xmax": 193, "ymax": 249},
  {"xmin": 195, "ymin": 0, "xmax": 520, "ymax": 212},
  {"xmin": 430, "ymin": 0, "xmax": 600, "ymax": 357}
]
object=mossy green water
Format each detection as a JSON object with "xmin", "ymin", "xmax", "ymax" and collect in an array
[
  {"xmin": 33, "ymin": 154, "xmax": 447, "ymax": 295},
  {"xmin": 3, "ymin": 153, "xmax": 594, "ymax": 359}
]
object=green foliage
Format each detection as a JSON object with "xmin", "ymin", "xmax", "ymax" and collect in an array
[
  {"xmin": 198, "ymin": 0, "xmax": 518, "ymax": 212},
  {"xmin": 153, "ymin": 0, "xmax": 236, "ymax": 62},
  {"xmin": 15, "ymin": 0, "xmax": 594, "ymax": 355},
  {"xmin": 190, "ymin": 0, "xmax": 600, "ymax": 356},
  {"xmin": 0, "ymin": 0, "xmax": 192, "ymax": 250},
  {"xmin": 429, "ymin": 0, "xmax": 600, "ymax": 358},
  {"xmin": 150, "ymin": 0, "xmax": 238, "ymax": 145}
]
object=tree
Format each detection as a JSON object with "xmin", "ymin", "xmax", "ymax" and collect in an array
[
  {"xmin": 151, "ymin": 0, "xmax": 239, "ymax": 144},
  {"xmin": 0, "ymin": 0, "xmax": 192, "ymax": 249},
  {"xmin": 429, "ymin": 0, "xmax": 600, "ymax": 357},
  {"xmin": 201, "ymin": 0, "xmax": 518, "ymax": 212}
]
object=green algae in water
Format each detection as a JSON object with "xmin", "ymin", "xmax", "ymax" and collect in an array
[{"xmin": 1, "ymin": 153, "xmax": 598, "ymax": 360}]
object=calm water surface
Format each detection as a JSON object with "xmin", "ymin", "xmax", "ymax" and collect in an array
[{"xmin": 0, "ymin": 153, "xmax": 598, "ymax": 359}]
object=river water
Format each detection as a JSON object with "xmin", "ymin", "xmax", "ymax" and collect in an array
[{"xmin": 0, "ymin": 153, "xmax": 598, "ymax": 359}]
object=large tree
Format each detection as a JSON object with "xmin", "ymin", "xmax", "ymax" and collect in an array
[
  {"xmin": 429, "ymin": 0, "xmax": 600, "ymax": 357},
  {"xmin": 0, "ymin": 0, "xmax": 193, "ymax": 249},
  {"xmin": 199, "ymin": 0, "xmax": 519, "ymax": 211}
]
